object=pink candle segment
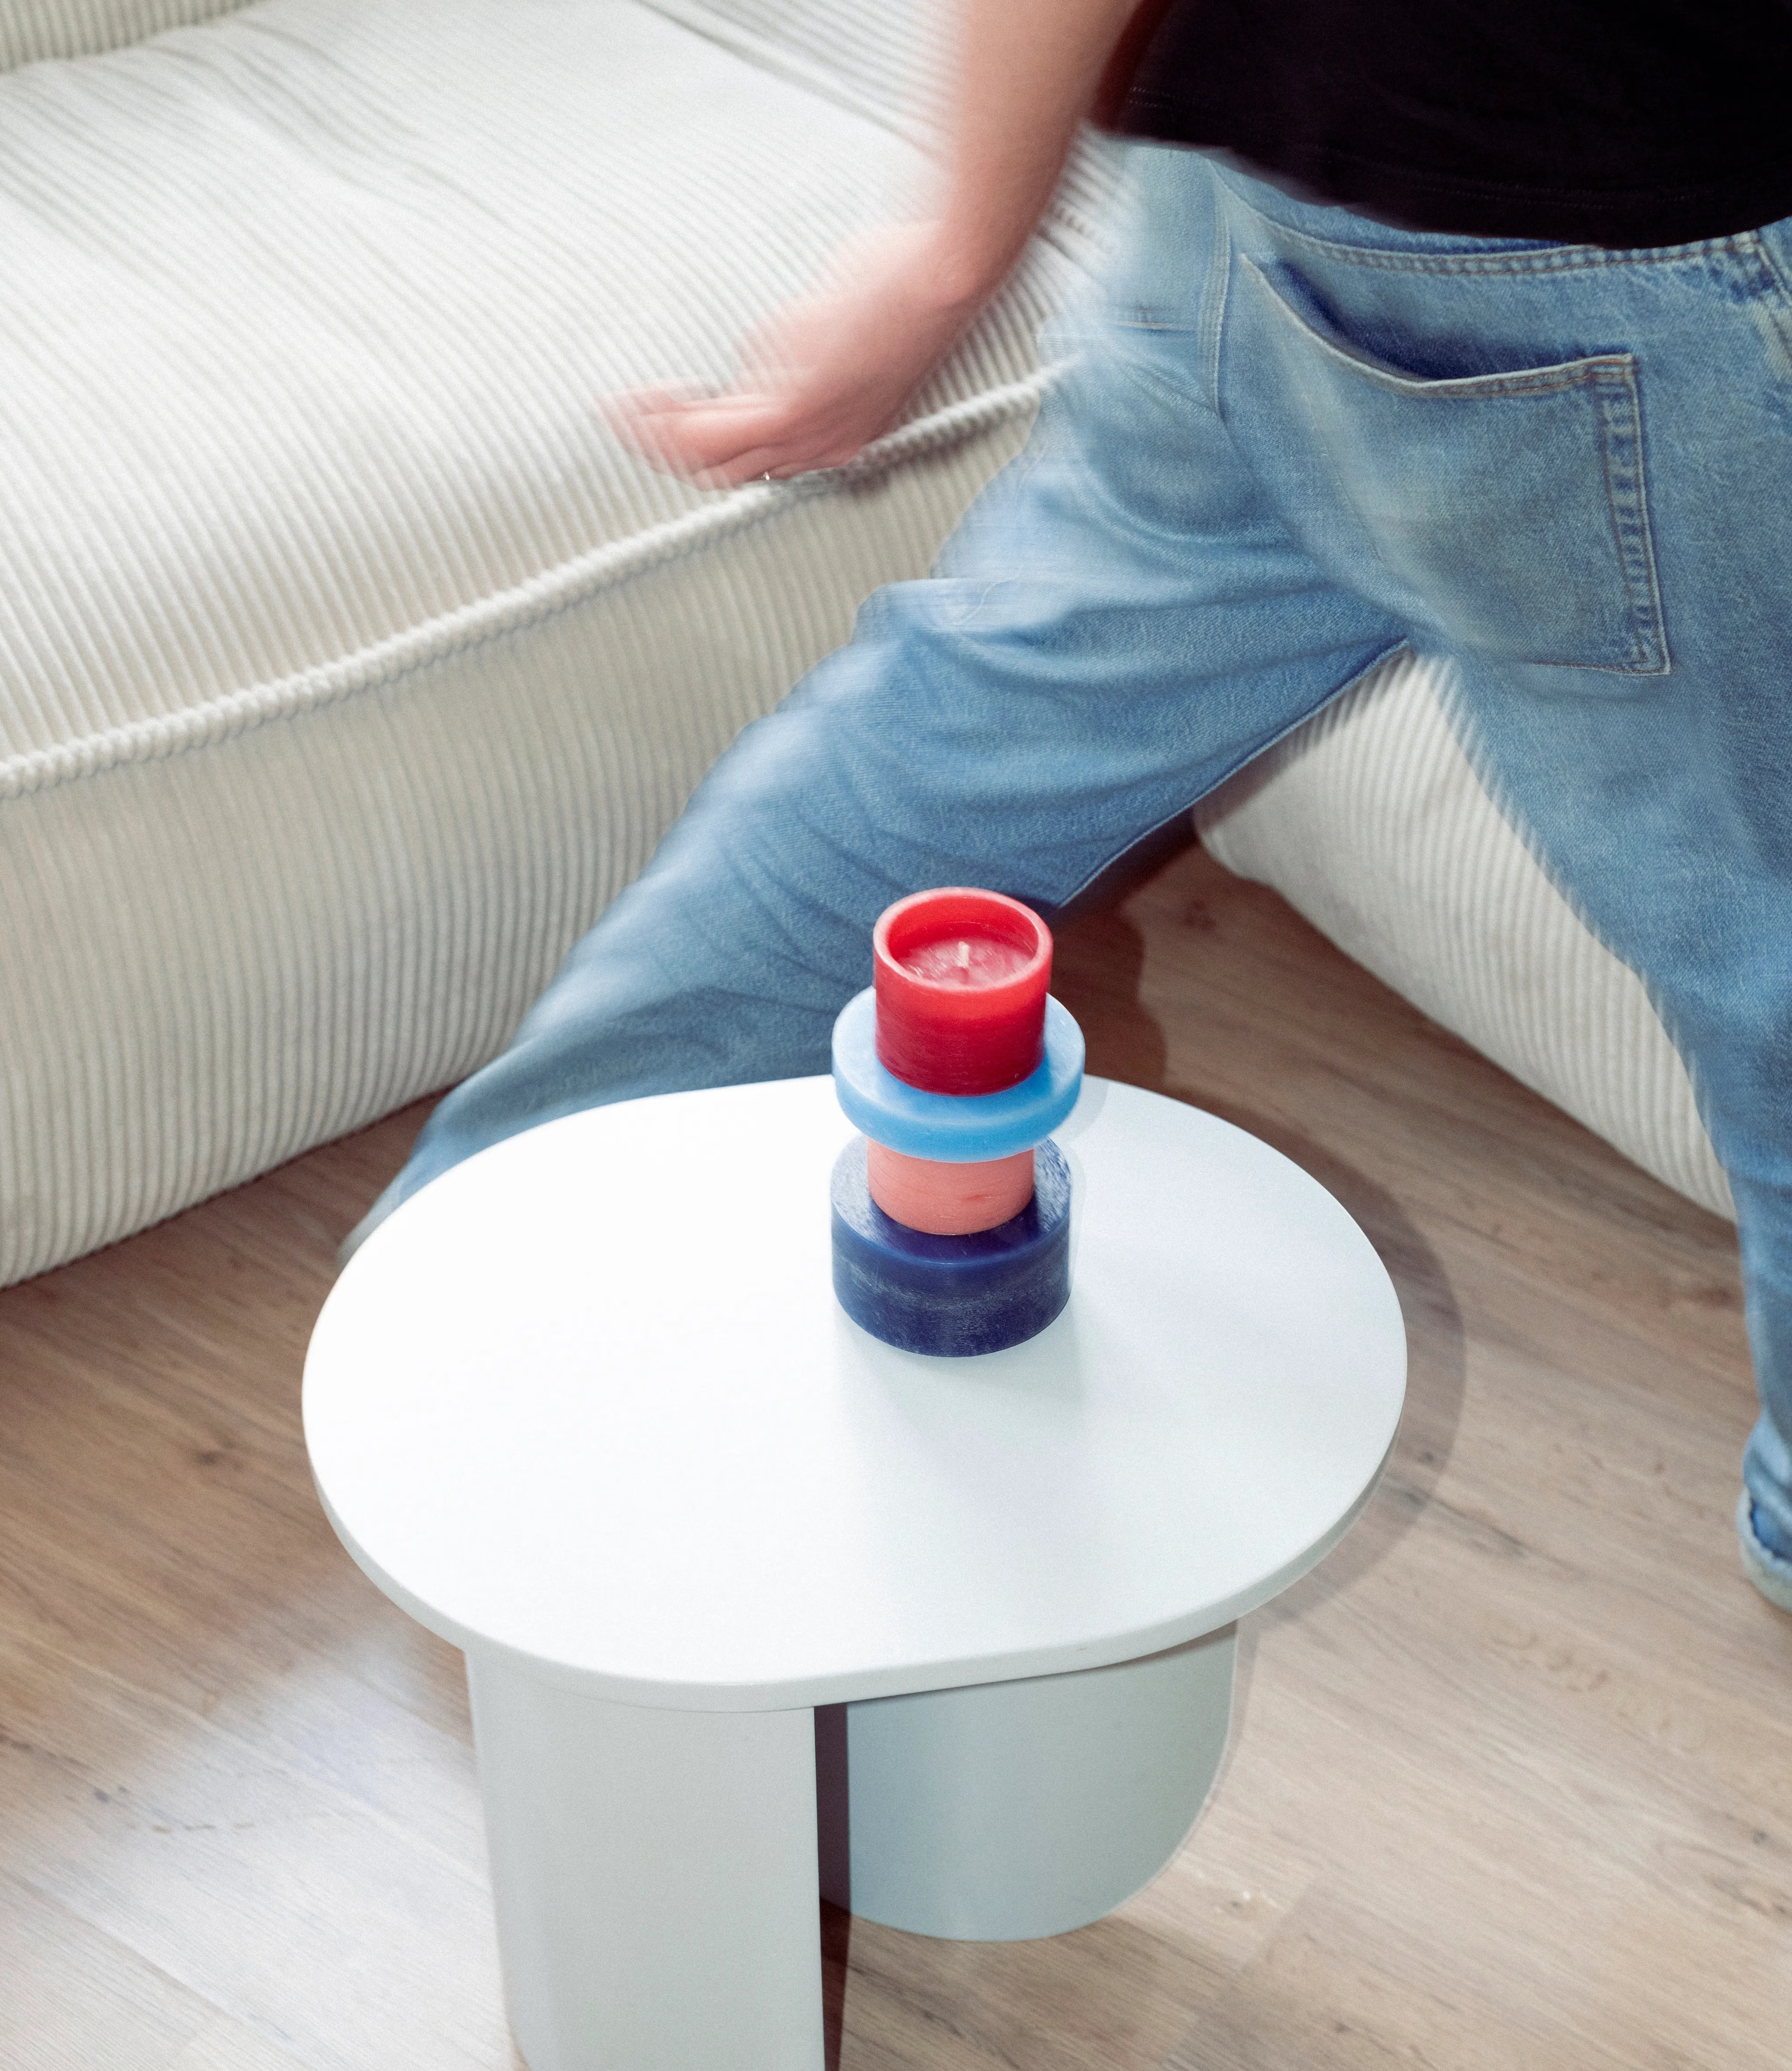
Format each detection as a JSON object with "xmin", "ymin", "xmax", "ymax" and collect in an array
[
  {"xmin": 873, "ymin": 888, "xmax": 1052, "ymax": 1098},
  {"xmin": 866, "ymin": 1141, "xmax": 1037, "ymax": 1237}
]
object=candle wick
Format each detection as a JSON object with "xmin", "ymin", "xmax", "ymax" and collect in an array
[{"xmin": 956, "ymin": 940, "xmax": 970, "ymax": 970}]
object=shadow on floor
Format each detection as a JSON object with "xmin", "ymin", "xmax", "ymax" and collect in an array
[{"xmin": 1051, "ymin": 862, "xmax": 1469, "ymax": 1751}]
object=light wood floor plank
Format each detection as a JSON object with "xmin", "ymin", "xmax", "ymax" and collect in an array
[
  {"xmin": 0, "ymin": 1872, "xmax": 213, "ymax": 2071},
  {"xmin": 167, "ymin": 2019, "xmax": 315, "ymax": 2071},
  {"xmin": 0, "ymin": 1629, "xmax": 510, "ymax": 2071}
]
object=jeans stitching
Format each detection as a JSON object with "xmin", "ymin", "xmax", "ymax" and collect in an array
[
  {"xmin": 1743, "ymin": 230, "xmax": 1792, "ymax": 379},
  {"xmin": 1588, "ymin": 364, "xmax": 1669, "ymax": 674},
  {"xmin": 1754, "ymin": 227, "xmax": 1792, "ymax": 302},
  {"xmin": 1202, "ymin": 214, "xmax": 1232, "ymax": 409},
  {"xmin": 1244, "ymin": 253, "xmax": 1635, "ymax": 401},
  {"xmin": 1240, "ymin": 215, "xmax": 1751, "ymax": 279},
  {"xmin": 1230, "ymin": 268, "xmax": 1413, "ymax": 605}
]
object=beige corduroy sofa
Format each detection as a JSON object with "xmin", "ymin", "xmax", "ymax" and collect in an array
[{"xmin": 0, "ymin": 0, "xmax": 1727, "ymax": 1292}]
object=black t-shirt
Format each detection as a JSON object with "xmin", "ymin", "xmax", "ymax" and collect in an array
[{"xmin": 1107, "ymin": 0, "xmax": 1792, "ymax": 246}]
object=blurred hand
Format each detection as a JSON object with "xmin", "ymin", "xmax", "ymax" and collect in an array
[{"xmin": 606, "ymin": 222, "xmax": 987, "ymax": 488}]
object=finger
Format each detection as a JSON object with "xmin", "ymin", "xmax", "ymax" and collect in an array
[
  {"xmin": 603, "ymin": 410, "xmax": 725, "ymax": 480},
  {"xmin": 604, "ymin": 380, "xmax": 700, "ymax": 412},
  {"xmin": 696, "ymin": 402, "xmax": 890, "ymax": 483},
  {"xmin": 608, "ymin": 389, "xmax": 868, "ymax": 485},
  {"xmin": 601, "ymin": 383, "xmax": 742, "ymax": 468},
  {"xmin": 695, "ymin": 446, "xmax": 800, "ymax": 489},
  {"xmin": 640, "ymin": 400, "xmax": 812, "ymax": 479},
  {"xmin": 600, "ymin": 383, "xmax": 709, "ymax": 433},
  {"xmin": 698, "ymin": 436, "xmax": 861, "ymax": 488}
]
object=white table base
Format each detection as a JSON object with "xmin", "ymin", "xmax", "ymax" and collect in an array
[
  {"xmin": 468, "ymin": 1660, "xmax": 826, "ymax": 2071},
  {"xmin": 820, "ymin": 1626, "xmax": 1234, "ymax": 1941},
  {"xmin": 469, "ymin": 1628, "xmax": 1235, "ymax": 2070}
]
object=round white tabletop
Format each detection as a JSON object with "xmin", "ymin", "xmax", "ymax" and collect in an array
[{"xmin": 304, "ymin": 1076, "xmax": 1406, "ymax": 1713}]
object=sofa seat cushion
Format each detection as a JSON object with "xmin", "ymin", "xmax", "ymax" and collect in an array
[
  {"xmin": 0, "ymin": 0, "xmax": 1087, "ymax": 1284},
  {"xmin": 0, "ymin": 0, "xmax": 249, "ymax": 72}
]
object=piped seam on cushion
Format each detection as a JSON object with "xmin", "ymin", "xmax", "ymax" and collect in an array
[{"xmin": 0, "ymin": 366, "xmax": 1062, "ymax": 804}]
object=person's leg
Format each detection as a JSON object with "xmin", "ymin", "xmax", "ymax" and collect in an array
[
  {"xmin": 1207, "ymin": 165, "xmax": 1792, "ymax": 1603},
  {"xmin": 351, "ymin": 146, "xmax": 1398, "ymax": 1244}
]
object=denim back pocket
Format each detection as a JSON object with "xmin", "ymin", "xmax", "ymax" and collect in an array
[{"xmin": 1236, "ymin": 256, "xmax": 1668, "ymax": 674}]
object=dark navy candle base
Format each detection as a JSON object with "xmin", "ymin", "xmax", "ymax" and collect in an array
[{"xmin": 831, "ymin": 1136, "xmax": 1071, "ymax": 1358}]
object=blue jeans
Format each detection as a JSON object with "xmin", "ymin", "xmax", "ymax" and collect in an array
[{"xmin": 364, "ymin": 149, "xmax": 1792, "ymax": 1566}]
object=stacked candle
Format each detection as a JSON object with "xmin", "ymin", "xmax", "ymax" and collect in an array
[{"xmin": 830, "ymin": 888, "xmax": 1085, "ymax": 1357}]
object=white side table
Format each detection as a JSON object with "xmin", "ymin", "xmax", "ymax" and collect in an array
[{"xmin": 304, "ymin": 1077, "xmax": 1405, "ymax": 2071}]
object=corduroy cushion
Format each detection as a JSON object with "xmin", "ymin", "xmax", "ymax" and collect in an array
[
  {"xmin": 0, "ymin": 0, "xmax": 1085, "ymax": 1284},
  {"xmin": 0, "ymin": 0, "xmax": 247, "ymax": 71}
]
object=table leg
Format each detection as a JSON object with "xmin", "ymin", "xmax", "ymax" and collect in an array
[
  {"xmin": 466, "ymin": 1656, "xmax": 824, "ymax": 2071},
  {"xmin": 819, "ymin": 1624, "xmax": 1235, "ymax": 1941}
]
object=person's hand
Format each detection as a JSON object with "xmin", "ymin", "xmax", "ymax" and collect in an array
[
  {"xmin": 606, "ymin": 0, "xmax": 1135, "ymax": 486},
  {"xmin": 606, "ymin": 222, "xmax": 989, "ymax": 487}
]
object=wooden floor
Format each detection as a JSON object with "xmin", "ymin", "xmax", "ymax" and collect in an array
[{"xmin": 3, "ymin": 841, "xmax": 1788, "ymax": 2071}]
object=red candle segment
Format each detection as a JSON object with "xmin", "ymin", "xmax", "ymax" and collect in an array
[
  {"xmin": 866, "ymin": 1141, "xmax": 1036, "ymax": 1236},
  {"xmin": 873, "ymin": 888, "xmax": 1052, "ymax": 1096}
]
